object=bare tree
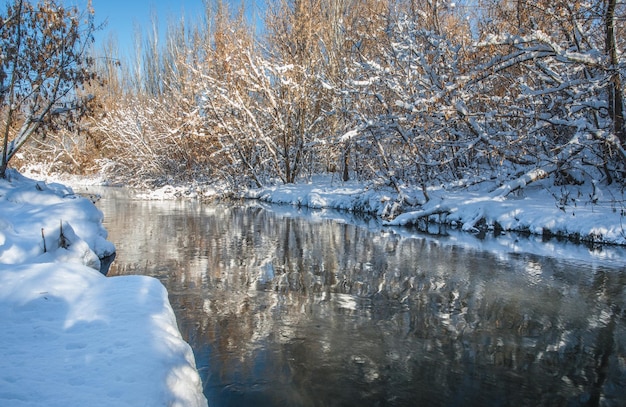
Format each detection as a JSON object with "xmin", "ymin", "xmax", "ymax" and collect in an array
[
  {"xmin": 0, "ymin": 0, "xmax": 99, "ymax": 178},
  {"xmin": 34, "ymin": 0, "xmax": 622, "ymax": 195},
  {"xmin": 606, "ymin": 0, "xmax": 625, "ymax": 147}
]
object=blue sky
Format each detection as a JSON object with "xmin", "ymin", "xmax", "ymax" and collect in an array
[{"xmin": 66, "ymin": 0, "xmax": 266, "ymax": 59}]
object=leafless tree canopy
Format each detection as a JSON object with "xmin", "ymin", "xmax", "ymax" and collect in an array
[
  {"xmin": 6, "ymin": 0, "xmax": 626, "ymax": 196},
  {"xmin": 0, "ymin": 0, "xmax": 99, "ymax": 178}
]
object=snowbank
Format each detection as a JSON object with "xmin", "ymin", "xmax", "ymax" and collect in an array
[
  {"xmin": 0, "ymin": 170, "xmax": 207, "ymax": 407},
  {"xmin": 244, "ymin": 175, "xmax": 626, "ymax": 246},
  {"xmin": 244, "ymin": 179, "xmax": 389, "ymax": 213},
  {"xmin": 0, "ymin": 170, "xmax": 115, "ymax": 269}
]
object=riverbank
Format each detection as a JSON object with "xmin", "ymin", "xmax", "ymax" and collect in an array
[
  {"xmin": 23, "ymin": 167, "xmax": 626, "ymax": 246},
  {"xmin": 0, "ymin": 170, "xmax": 207, "ymax": 407},
  {"xmin": 245, "ymin": 176, "xmax": 626, "ymax": 246}
]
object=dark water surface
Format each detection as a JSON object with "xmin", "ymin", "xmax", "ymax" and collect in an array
[{"xmin": 89, "ymin": 187, "xmax": 626, "ymax": 407}]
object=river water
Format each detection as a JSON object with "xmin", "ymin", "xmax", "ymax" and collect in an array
[{"xmin": 89, "ymin": 187, "xmax": 626, "ymax": 407}]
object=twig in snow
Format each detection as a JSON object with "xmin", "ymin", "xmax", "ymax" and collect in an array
[
  {"xmin": 41, "ymin": 228, "xmax": 46, "ymax": 253},
  {"xmin": 58, "ymin": 220, "xmax": 68, "ymax": 249}
]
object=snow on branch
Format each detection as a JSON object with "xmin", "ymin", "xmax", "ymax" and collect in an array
[
  {"xmin": 383, "ymin": 203, "xmax": 451, "ymax": 227},
  {"xmin": 475, "ymin": 32, "xmax": 604, "ymax": 67},
  {"xmin": 490, "ymin": 166, "xmax": 556, "ymax": 199}
]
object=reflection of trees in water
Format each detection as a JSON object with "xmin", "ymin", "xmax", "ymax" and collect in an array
[{"xmin": 107, "ymin": 201, "xmax": 626, "ymax": 406}]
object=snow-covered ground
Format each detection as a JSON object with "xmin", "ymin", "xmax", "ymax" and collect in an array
[
  {"xmin": 245, "ymin": 175, "xmax": 626, "ymax": 246},
  {"xmin": 0, "ymin": 170, "xmax": 207, "ymax": 407}
]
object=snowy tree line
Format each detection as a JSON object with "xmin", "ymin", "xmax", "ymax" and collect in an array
[{"xmin": 4, "ymin": 0, "xmax": 625, "ymax": 201}]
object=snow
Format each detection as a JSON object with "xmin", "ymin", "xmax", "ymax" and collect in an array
[
  {"xmin": 0, "ymin": 169, "xmax": 207, "ymax": 407},
  {"xmin": 242, "ymin": 175, "xmax": 626, "ymax": 247}
]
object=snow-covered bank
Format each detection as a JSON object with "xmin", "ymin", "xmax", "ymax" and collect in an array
[
  {"xmin": 244, "ymin": 175, "xmax": 626, "ymax": 246},
  {"xmin": 31, "ymin": 165, "xmax": 626, "ymax": 246},
  {"xmin": 0, "ymin": 170, "xmax": 207, "ymax": 407}
]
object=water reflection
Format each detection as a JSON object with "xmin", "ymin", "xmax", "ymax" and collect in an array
[{"xmin": 89, "ymin": 187, "xmax": 626, "ymax": 407}]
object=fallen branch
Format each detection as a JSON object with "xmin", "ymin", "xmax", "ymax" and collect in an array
[
  {"xmin": 383, "ymin": 203, "xmax": 451, "ymax": 226},
  {"xmin": 490, "ymin": 165, "xmax": 557, "ymax": 199}
]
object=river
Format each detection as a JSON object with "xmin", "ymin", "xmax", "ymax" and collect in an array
[{"xmin": 89, "ymin": 186, "xmax": 626, "ymax": 407}]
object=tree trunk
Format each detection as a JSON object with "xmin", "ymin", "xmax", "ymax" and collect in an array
[
  {"xmin": 342, "ymin": 144, "xmax": 350, "ymax": 182},
  {"xmin": 0, "ymin": 0, "xmax": 24, "ymax": 179},
  {"xmin": 606, "ymin": 0, "xmax": 625, "ymax": 147}
]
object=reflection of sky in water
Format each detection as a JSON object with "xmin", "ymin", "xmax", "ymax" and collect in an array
[{"xmin": 90, "ymin": 187, "xmax": 626, "ymax": 407}]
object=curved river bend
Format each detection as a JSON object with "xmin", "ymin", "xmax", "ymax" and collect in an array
[{"xmin": 90, "ymin": 187, "xmax": 626, "ymax": 407}]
